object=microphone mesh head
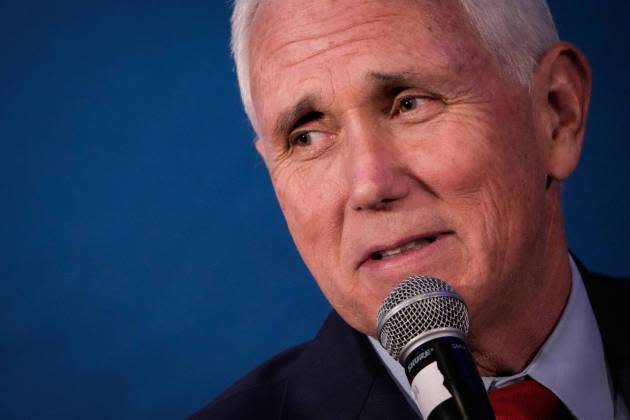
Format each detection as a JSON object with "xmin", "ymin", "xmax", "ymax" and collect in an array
[{"xmin": 376, "ymin": 276, "xmax": 469, "ymax": 361}]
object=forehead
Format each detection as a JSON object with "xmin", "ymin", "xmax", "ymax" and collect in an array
[
  {"xmin": 252, "ymin": 0, "xmax": 477, "ymax": 65},
  {"xmin": 249, "ymin": 0, "xmax": 489, "ymax": 130}
]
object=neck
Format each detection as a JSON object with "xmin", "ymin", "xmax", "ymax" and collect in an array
[{"xmin": 471, "ymin": 190, "xmax": 572, "ymax": 376}]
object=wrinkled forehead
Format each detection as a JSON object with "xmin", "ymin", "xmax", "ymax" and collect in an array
[
  {"xmin": 248, "ymin": 0, "xmax": 490, "ymax": 132},
  {"xmin": 248, "ymin": 0, "xmax": 482, "ymax": 85},
  {"xmin": 249, "ymin": 0, "xmax": 474, "ymax": 54},
  {"xmin": 251, "ymin": 0, "xmax": 469, "ymax": 32}
]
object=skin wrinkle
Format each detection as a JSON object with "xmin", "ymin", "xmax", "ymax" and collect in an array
[
  {"xmin": 254, "ymin": 5, "xmax": 404, "ymax": 65},
  {"xmin": 276, "ymin": 33, "xmax": 385, "ymax": 69}
]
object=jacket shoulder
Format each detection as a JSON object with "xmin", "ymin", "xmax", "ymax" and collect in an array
[
  {"xmin": 189, "ymin": 342, "xmax": 308, "ymax": 420},
  {"xmin": 583, "ymin": 270, "xmax": 630, "ymax": 311},
  {"xmin": 583, "ymin": 271, "xmax": 630, "ymax": 346}
]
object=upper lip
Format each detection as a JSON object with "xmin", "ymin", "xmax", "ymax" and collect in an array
[{"xmin": 356, "ymin": 231, "xmax": 451, "ymax": 268}]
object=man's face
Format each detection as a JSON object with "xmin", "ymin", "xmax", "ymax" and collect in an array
[{"xmin": 249, "ymin": 0, "xmax": 552, "ymax": 337}]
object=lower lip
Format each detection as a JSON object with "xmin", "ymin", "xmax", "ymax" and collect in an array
[{"xmin": 359, "ymin": 233, "xmax": 453, "ymax": 275}]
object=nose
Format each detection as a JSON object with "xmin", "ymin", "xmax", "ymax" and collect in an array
[{"xmin": 345, "ymin": 121, "xmax": 410, "ymax": 211}]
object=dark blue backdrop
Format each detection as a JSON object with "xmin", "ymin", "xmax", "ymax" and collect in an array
[{"xmin": 2, "ymin": 1, "xmax": 629, "ymax": 419}]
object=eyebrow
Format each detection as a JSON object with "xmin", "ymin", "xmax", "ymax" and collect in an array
[
  {"xmin": 366, "ymin": 70, "xmax": 437, "ymax": 92},
  {"xmin": 367, "ymin": 70, "xmax": 415, "ymax": 84},
  {"xmin": 370, "ymin": 69, "xmax": 457, "ymax": 95},
  {"xmin": 274, "ymin": 94, "xmax": 322, "ymax": 137}
]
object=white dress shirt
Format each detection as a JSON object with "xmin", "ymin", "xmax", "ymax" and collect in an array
[{"xmin": 369, "ymin": 256, "xmax": 629, "ymax": 419}]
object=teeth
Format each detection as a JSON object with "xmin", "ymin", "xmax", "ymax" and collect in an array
[{"xmin": 371, "ymin": 238, "xmax": 435, "ymax": 260}]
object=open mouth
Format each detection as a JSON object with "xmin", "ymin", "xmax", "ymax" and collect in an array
[{"xmin": 370, "ymin": 236, "xmax": 437, "ymax": 261}]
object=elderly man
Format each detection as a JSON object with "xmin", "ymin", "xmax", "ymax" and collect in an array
[{"xmin": 192, "ymin": 0, "xmax": 630, "ymax": 418}]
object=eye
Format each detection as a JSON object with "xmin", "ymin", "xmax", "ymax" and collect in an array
[
  {"xmin": 397, "ymin": 96, "xmax": 429, "ymax": 113},
  {"xmin": 290, "ymin": 131, "xmax": 326, "ymax": 147}
]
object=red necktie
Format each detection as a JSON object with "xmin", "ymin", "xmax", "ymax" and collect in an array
[{"xmin": 489, "ymin": 378, "xmax": 574, "ymax": 419}]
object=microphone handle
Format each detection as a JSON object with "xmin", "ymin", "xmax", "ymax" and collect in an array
[{"xmin": 402, "ymin": 336, "xmax": 495, "ymax": 420}]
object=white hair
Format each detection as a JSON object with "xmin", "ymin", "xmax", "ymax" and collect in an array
[{"xmin": 231, "ymin": 0, "xmax": 559, "ymax": 128}]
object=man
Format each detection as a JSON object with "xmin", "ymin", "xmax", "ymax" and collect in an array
[{"xmin": 192, "ymin": 0, "xmax": 630, "ymax": 418}]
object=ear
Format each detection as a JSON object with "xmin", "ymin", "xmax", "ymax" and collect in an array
[
  {"xmin": 532, "ymin": 42, "xmax": 592, "ymax": 182},
  {"xmin": 254, "ymin": 136, "xmax": 266, "ymax": 159}
]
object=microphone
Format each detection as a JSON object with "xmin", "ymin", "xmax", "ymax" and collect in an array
[{"xmin": 376, "ymin": 276, "xmax": 495, "ymax": 420}]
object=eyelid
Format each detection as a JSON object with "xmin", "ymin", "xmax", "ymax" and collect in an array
[
  {"xmin": 284, "ymin": 128, "xmax": 338, "ymax": 162},
  {"xmin": 285, "ymin": 111, "xmax": 324, "ymax": 137},
  {"xmin": 391, "ymin": 93, "xmax": 435, "ymax": 116},
  {"xmin": 396, "ymin": 94, "xmax": 428, "ymax": 107},
  {"xmin": 289, "ymin": 130, "xmax": 326, "ymax": 147}
]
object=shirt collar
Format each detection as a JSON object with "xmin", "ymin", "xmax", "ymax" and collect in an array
[{"xmin": 369, "ymin": 256, "xmax": 615, "ymax": 419}]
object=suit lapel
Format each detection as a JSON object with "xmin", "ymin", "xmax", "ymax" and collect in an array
[{"xmin": 281, "ymin": 311, "xmax": 417, "ymax": 419}]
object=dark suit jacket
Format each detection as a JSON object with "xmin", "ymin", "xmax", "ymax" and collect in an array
[{"xmin": 191, "ymin": 268, "xmax": 630, "ymax": 419}]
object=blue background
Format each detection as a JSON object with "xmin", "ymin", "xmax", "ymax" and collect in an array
[{"xmin": 2, "ymin": 1, "xmax": 628, "ymax": 418}]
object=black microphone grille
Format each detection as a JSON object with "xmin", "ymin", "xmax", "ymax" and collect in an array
[{"xmin": 376, "ymin": 276, "xmax": 469, "ymax": 361}]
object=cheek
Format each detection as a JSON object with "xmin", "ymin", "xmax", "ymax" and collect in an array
[
  {"xmin": 274, "ymin": 170, "xmax": 317, "ymax": 242},
  {"xmin": 416, "ymin": 99, "xmax": 543, "ymax": 209},
  {"xmin": 408, "ymin": 124, "xmax": 533, "ymax": 203},
  {"xmin": 271, "ymin": 163, "xmax": 344, "ymax": 271},
  {"xmin": 271, "ymin": 163, "xmax": 375, "ymax": 326},
  {"xmin": 406, "ymin": 109, "xmax": 546, "ymax": 272}
]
